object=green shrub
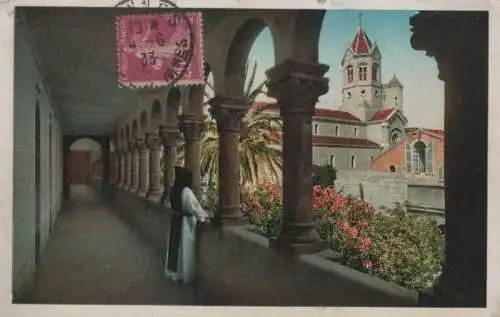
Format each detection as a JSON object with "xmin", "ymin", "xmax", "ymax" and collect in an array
[
  {"xmin": 312, "ymin": 165, "xmax": 337, "ymax": 188},
  {"xmin": 244, "ymin": 183, "xmax": 444, "ymax": 291}
]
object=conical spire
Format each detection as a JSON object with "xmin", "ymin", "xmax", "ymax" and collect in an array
[
  {"xmin": 387, "ymin": 74, "xmax": 403, "ymax": 87},
  {"xmin": 350, "ymin": 15, "xmax": 373, "ymax": 54}
]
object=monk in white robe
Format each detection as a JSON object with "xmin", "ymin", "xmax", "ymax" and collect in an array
[{"xmin": 165, "ymin": 166, "xmax": 209, "ymax": 284}]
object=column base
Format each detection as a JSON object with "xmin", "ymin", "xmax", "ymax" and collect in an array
[
  {"xmin": 216, "ymin": 205, "xmax": 248, "ymax": 226},
  {"xmin": 418, "ymin": 275, "xmax": 486, "ymax": 307},
  {"xmin": 148, "ymin": 191, "xmax": 162, "ymax": 202},
  {"xmin": 137, "ymin": 189, "xmax": 148, "ymax": 198},
  {"xmin": 269, "ymin": 237, "xmax": 329, "ymax": 258}
]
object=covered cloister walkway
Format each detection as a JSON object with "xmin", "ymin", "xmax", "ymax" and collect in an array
[
  {"xmin": 12, "ymin": 6, "xmax": 487, "ymax": 307},
  {"xmin": 16, "ymin": 185, "xmax": 197, "ymax": 305}
]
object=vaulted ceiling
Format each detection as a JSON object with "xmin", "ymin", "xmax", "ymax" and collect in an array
[{"xmin": 20, "ymin": 7, "xmax": 226, "ymax": 136}]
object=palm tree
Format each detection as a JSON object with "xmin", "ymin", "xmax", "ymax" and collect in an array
[{"xmin": 174, "ymin": 61, "xmax": 283, "ymax": 187}]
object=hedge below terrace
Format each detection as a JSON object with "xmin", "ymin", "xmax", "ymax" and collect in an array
[{"xmin": 202, "ymin": 182, "xmax": 445, "ymax": 291}]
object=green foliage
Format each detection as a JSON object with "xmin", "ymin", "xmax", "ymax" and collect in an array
[
  {"xmin": 244, "ymin": 184, "xmax": 445, "ymax": 291},
  {"xmin": 176, "ymin": 60, "xmax": 283, "ymax": 187},
  {"xmin": 312, "ymin": 165, "xmax": 337, "ymax": 187}
]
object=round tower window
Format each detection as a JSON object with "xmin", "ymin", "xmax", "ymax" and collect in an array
[{"xmin": 361, "ymin": 90, "xmax": 366, "ymax": 95}]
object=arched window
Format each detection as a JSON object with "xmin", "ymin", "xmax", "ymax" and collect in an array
[
  {"xmin": 412, "ymin": 141, "xmax": 427, "ymax": 174},
  {"xmin": 329, "ymin": 155, "xmax": 336, "ymax": 167},
  {"xmin": 351, "ymin": 155, "xmax": 356, "ymax": 169},
  {"xmin": 405, "ymin": 143, "xmax": 412, "ymax": 173},
  {"xmin": 347, "ymin": 65, "xmax": 354, "ymax": 83},
  {"xmin": 359, "ymin": 63, "xmax": 368, "ymax": 81},
  {"xmin": 335, "ymin": 126, "xmax": 340, "ymax": 136},
  {"xmin": 314, "ymin": 124, "xmax": 319, "ymax": 135},
  {"xmin": 390, "ymin": 165, "xmax": 396, "ymax": 173},
  {"xmin": 372, "ymin": 64, "xmax": 379, "ymax": 81},
  {"xmin": 390, "ymin": 128, "xmax": 402, "ymax": 145},
  {"xmin": 354, "ymin": 127, "xmax": 359, "ymax": 137},
  {"xmin": 426, "ymin": 142, "xmax": 434, "ymax": 174}
]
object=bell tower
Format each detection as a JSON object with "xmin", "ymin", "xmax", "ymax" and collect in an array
[{"xmin": 340, "ymin": 15, "xmax": 383, "ymax": 122}]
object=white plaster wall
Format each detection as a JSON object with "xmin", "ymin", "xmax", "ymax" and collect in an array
[
  {"xmin": 382, "ymin": 86, "xmax": 403, "ymax": 111},
  {"xmin": 13, "ymin": 21, "xmax": 64, "ymax": 297},
  {"xmin": 313, "ymin": 146, "xmax": 380, "ymax": 170},
  {"xmin": 313, "ymin": 120, "xmax": 366, "ymax": 139},
  {"xmin": 366, "ymin": 122, "xmax": 385, "ymax": 146}
]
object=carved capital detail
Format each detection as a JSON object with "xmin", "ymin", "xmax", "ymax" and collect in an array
[
  {"xmin": 179, "ymin": 114, "xmax": 204, "ymax": 141},
  {"xmin": 209, "ymin": 95, "xmax": 250, "ymax": 133},
  {"xmin": 146, "ymin": 133, "xmax": 162, "ymax": 151},
  {"xmin": 409, "ymin": 11, "xmax": 487, "ymax": 81},
  {"xmin": 159, "ymin": 125, "xmax": 181, "ymax": 147},
  {"xmin": 265, "ymin": 59, "xmax": 329, "ymax": 116},
  {"xmin": 136, "ymin": 137, "xmax": 148, "ymax": 151}
]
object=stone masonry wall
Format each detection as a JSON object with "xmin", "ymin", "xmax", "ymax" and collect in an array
[
  {"xmin": 335, "ymin": 169, "xmax": 445, "ymax": 219},
  {"xmin": 13, "ymin": 20, "xmax": 64, "ymax": 298},
  {"xmin": 335, "ymin": 169, "xmax": 408, "ymax": 209}
]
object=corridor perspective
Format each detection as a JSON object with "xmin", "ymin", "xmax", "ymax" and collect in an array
[
  {"xmin": 16, "ymin": 185, "xmax": 197, "ymax": 305},
  {"xmin": 12, "ymin": 6, "xmax": 487, "ymax": 307}
]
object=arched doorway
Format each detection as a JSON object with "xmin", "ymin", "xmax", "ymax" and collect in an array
[{"xmin": 67, "ymin": 138, "xmax": 103, "ymax": 186}]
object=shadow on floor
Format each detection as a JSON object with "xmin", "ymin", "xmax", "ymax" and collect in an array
[{"xmin": 15, "ymin": 185, "xmax": 198, "ymax": 305}]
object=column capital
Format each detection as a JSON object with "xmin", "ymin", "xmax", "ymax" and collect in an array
[
  {"xmin": 146, "ymin": 132, "xmax": 162, "ymax": 151},
  {"xmin": 159, "ymin": 124, "xmax": 181, "ymax": 147},
  {"xmin": 265, "ymin": 59, "xmax": 329, "ymax": 116},
  {"xmin": 136, "ymin": 137, "xmax": 148, "ymax": 150},
  {"xmin": 128, "ymin": 140, "xmax": 137, "ymax": 151},
  {"xmin": 179, "ymin": 113, "xmax": 205, "ymax": 141},
  {"xmin": 208, "ymin": 95, "xmax": 250, "ymax": 133},
  {"xmin": 410, "ymin": 11, "xmax": 487, "ymax": 81}
]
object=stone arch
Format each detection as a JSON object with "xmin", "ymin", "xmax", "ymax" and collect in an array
[
  {"xmin": 120, "ymin": 128, "xmax": 125, "ymax": 146},
  {"xmin": 125, "ymin": 125, "xmax": 131, "ymax": 143},
  {"xmin": 166, "ymin": 87, "xmax": 182, "ymax": 120},
  {"xmin": 150, "ymin": 100, "xmax": 162, "ymax": 130},
  {"xmin": 291, "ymin": 10, "xmax": 326, "ymax": 62},
  {"xmin": 140, "ymin": 110, "xmax": 148, "ymax": 136},
  {"xmin": 224, "ymin": 18, "xmax": 277, "ymax": 95},
  {"xmin": 132, "ymin": 120, "xmax": 138, "ymax": 138}
]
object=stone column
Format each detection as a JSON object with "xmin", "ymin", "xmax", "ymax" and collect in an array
[
  {"xmin": 410, "ymin": 11, "xmax": 487, "ymax": 307},
  {"xmin": 179, "ymin": 114, "xmax": 204, "ymax": 198},
  {"xmin": 138, "ymin": 138, "xmax": 150, "ymax": 197},
  {"xmin": 208, "ymin": 97, "xmax": 248, "ymax": 225},
  {"xmin": 119, "ymin": 147, "xmax": 126, "ymax": 188},
  {"xmin": 122, "ymin": 144, "xmax": 130, "ymax": 189},
  {"xmin": 131, "ymin": 140, "xmax": 140, "ymax": 192},
  {"xmin": 146, "ymin": 132, "xmax": 163, "ymax": 199},
  {"xmin": 159, "ymin": 125, "xmax": 181, "ymax": 206},
  {"xmin": 265, "ymin": 59, "xmax": 329, "ymax": 255},
  {"xmin": 126, "ymin": 141, "xmax": 135, "ymax": 191},
  {"xmin": 114, "ymin": 151, "xmax": 120, "ymax": 186}
]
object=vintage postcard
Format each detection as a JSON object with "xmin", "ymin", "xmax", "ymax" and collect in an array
[{"xmin": 0, "ymin": 0, "xmax": 497, "ymax": 316}]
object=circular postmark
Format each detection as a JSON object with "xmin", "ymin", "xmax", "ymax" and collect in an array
[{"xmin": 115, "ymin": 0, "xmax": 197, "ymax": 88}]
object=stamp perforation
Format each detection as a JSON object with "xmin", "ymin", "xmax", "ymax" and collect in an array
[{"xmin": 116, "ymin": 11, "xmax": 206, "ymax": 89}]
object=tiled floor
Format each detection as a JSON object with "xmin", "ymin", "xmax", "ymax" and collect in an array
[{"xmin": 17, "ymin": 185, "xmax": 197, "ymax": 305}]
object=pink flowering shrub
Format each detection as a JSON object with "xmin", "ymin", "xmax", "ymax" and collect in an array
[{"xmin": 244, "ymin": 182, "xmax": 444, "ymax": 291}]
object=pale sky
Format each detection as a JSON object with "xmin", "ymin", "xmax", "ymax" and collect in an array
[{"xmin": 245, "ymin": 10, "xmax": 444, "ymax": 130}]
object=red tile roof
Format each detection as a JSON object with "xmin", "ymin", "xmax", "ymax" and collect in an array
[
  {"xmin": 350, "ymin": 27, "xmax": 373, "ymax": 54},
  {"xmin": 253, "ymin": 102, "xmax": 361, "ymax": 122},
  {"xmin": 314, "ymin": 108, "xmax": 361, "ymax": 121},
  {"xmin": 312, "ymin": 135, "xmax": 381, "ymax": 149},
  {"xmin": 369, "ymin": 108, "xmax": 395, "ymax": 121}
]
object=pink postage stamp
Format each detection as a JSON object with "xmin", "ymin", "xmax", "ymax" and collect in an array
[{"xmin": 116, "ymin": 12, "xmax": 204, "ymax": 88}]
